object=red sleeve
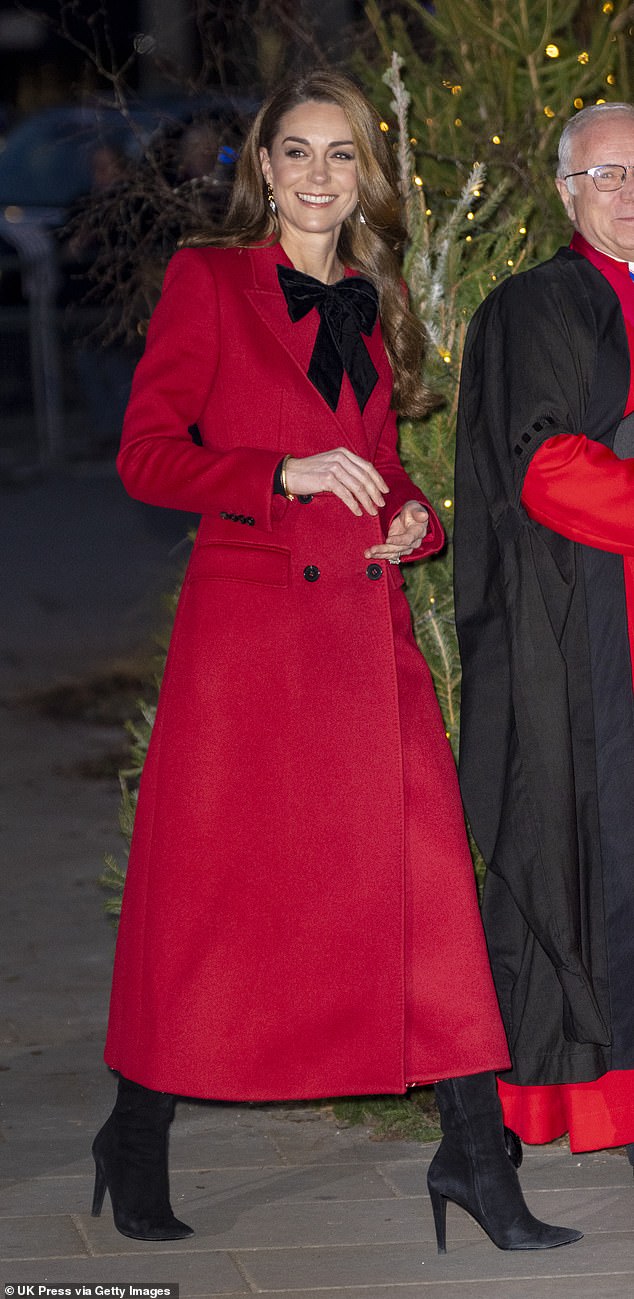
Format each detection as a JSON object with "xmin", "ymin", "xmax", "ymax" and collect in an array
[
  {"xmin": 373, "ymin": 407, "xmax": 444, "ymax": 561},
  {"xmin": 116, "ymin": 248, "xmax": 284, "ymax": 528},
  {"xmin": 521, "ymin": 432, "xmax": 634, "ymax": 556}
]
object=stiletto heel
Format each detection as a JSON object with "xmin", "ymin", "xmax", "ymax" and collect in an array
[
  {"xmin": 429, "ymin": 1074, "xmax": 582, "ymax": 1252},
  {"xmin": 91, "ymin": 1157, "xmax": 107, "ymax": 1217},
  {"xmin": 428, "ymin": 1183, "xmax": 447, "ymax": 1254}
]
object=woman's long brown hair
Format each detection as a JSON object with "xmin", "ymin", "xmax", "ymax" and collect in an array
[{"xmin": 185, "ymin": 70, "xmax": 433, "ymax": 418}]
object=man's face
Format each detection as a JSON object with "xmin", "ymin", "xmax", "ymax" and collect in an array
[{"xmin": 556, "ymin": 114, "xmax": 634, "ymax": 261}]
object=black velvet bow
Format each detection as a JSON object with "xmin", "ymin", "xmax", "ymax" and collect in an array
[{"xmin": 277, "ymin": 264, "xmax": 379, "ymax": 413}]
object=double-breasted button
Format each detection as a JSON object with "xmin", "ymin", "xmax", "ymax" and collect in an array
[
  {"xmin": 298, "ymin": 495, "xmax": 313, "ymax": 505},
  {"xmin": 303, "ymin": 564, "xmax": 320, "ymax": 582},
  {"xmin": 219, "ymin": 511, "xmax": 229, "ymax": 519},
  {"xmin": 247, "ymin": 517, "xmax": 255, "ymax": 526},
  {"xmin": 366, "ymin": 563, "xmax": 383, "ymax": 581}
]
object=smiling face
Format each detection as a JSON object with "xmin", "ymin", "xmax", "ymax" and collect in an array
[
  {"xmin": 259, "ymin": 99, "xmax": 359, "ymax": 253},
  {"xmin": 556, "ymin": 112, "xmax": 634, "ymax": 261}
]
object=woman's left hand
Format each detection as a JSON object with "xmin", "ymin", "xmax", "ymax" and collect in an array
[{"xmin": 364, "ymin": 500, "xmax": 429, "ymax": 563}]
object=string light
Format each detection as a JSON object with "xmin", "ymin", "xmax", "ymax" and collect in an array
[
  {"xmin": 473, "ymin": 188, "xmax": 481, "ymax": 196},
  {"xmin": 413, "ymin": 175, "xmax": 423, "ymax": 187},
  {"xmin": 451, "ymin": 84, "xmax": 462, "ymax": 95},
  {"xmin": 607, "ymin": 73, "xmax": 616, "ymax": 85},
  {"xmin": 443, "ymin": 498, "xmax": 453, "ymax": 509},
  {"xmin": 454, "ymin": 118, "xmax": 462, "ymax": 126},
  {"xmin": 574, "ymin": 97, "xmax": 584, "ymax": 109},
  {"xmin": 578, "ymin": 51, "xmax": 589, "ymax": 64},
  {"xmin": 491, "ymin": 134, "xmax": 502, "ymax": 145},
  {"xmin": 543, "ymin": 105, "xmax": 556, "ymax": 117},
  {"xmin": 425, "ymin": 207, "xmax": 432, "ymax": 216},
  {"xmin": 410, "ymin": 136, "xmax": 417, "ymax": 145},
  {"xmin": 491, "ymin": 273, "xmax": 497, "ymax": 281},
  {"xmin": 507, "ymin": 258, "xmax": 514, "ymax": 267},
  {"xmin": 429, "ymin": 596, "xmax": 436, "ymax": 604},
  {"xmin": 519, "ymin": 225, "xmax": 527, "ymax": 234},
  {"xmin": 465, "ymin": 234, "xmax": 473, "ymax": 242},
  {"xmin": 466, "ymin": 211, "xmax": 475, "ymax": 220},
  {"xmin": 603, "ymin": 1, "xmax": 614, "ymax": 11},
  {"xmin": 545, "ymin": 44, "xmax": 559, "ymax": 58},
  {"xmin": 596, "ymin": 97, "xmax": 606, "ymax": 104}
]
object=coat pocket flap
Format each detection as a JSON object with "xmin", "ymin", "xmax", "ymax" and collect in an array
[{"xmin": 188, "ymin": 540, "xmax": 291, "ymax": 587}]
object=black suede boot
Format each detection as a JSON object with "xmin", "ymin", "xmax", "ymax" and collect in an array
[
  {"xmin": 428, "ymin": 1073, "xmax": 583, "ymax": 1253},
  {"xmin": 91, "ymin": 1074, "xmax": 193, "ymax": 1241}
]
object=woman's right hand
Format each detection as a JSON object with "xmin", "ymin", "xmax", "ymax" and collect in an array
[{"xmin": 284, "ymin": 449, "xmax": 388, "ymax": 516}]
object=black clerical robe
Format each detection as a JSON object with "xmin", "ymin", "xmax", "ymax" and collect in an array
[{"xmin": 454, "ymin": 245, "xmax": 634, "ymax": 1086}]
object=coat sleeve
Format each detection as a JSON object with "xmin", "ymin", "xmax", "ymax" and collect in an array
[
  {"xmin": 373, "ymin": 406, "xmax": 444, "ymax": 561},
  {"xmin": 522, "ymin": 432, "xmax": 634, "ymax": 555},
  {"xmin": 116, "ymin": 248, "xmax": 284, "ymax": 529}
]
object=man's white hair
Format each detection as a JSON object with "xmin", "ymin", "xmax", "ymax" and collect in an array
[{"xmin": 558, "ymin": 102, "xmax": 634, "ymax": 192}]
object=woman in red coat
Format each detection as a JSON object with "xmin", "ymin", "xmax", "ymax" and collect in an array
[{"xmin": 92, "ymin": 70, "xmax": 580, "ymax": 1254}]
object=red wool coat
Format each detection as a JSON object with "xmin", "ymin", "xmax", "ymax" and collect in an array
[{"xmin": 104, "ymin": 241, "xmax": 509, "ymax": 1100}]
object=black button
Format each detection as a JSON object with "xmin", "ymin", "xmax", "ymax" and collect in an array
[
  {"xmin": 247, "ymin": 517, "xmax": 255, "ymax": 526},
  {"xmin": 366, "ymin": 563, "xmax": 383, "ymax": 580},
  {"xmin": 238, "ymin": 514, "xmax": 246, "ymax": 523},
  {"xmin": 220, "ymin": 511, "xmax": 228, "ymax": 519},
  {"xmin": 303, "ymin": 565, "xmax": 320, "ymax": 582},
  {"xmin": 298, "ymin": 495, "xmax": 313, "ymax": 504}
]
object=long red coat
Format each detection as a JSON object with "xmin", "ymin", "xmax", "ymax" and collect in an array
[{"xmin": 104, "ymin": 241, "xmax": 509, "ymax": 1100}]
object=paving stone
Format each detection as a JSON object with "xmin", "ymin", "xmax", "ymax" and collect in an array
[
  {"xmin": 0, "ymin": 1252, "xmax": 248, "ymax": 1293},
  {"xmin": 0, "ymin": 1214, "xmax": 89, "ymax": 1261},
  {"xmin": 232, "ymin": 1230, "xmax": 634, "ymax": 1292}
]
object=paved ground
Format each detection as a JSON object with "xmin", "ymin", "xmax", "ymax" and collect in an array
[{"xmin": 1, "ymin": 467, "xmax": 634, "ymax": 1298}]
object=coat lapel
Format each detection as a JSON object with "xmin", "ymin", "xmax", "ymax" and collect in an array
[{"xmin": 245, "ymin": 243, "xmax": 391, "ymax": 458}]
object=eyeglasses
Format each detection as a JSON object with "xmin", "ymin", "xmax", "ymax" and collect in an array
[{"xmin": 564, "ymin": 164, "xmax": 634, "ymax": 191}]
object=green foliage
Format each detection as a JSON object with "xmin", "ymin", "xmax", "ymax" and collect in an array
[
  {"xmin": 361, "ymin": 0, "xmax": 634, "ymax": 259},
  {"xmin": 383, "ymin": 53, "xmax": 530, "ymax": 748},
  {"xmin": 332, "ymin": 1087, "xmax": 441, "ymax": 1141}
]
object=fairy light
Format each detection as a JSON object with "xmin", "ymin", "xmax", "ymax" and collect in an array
[
  {"xmin": 603, "ymin": 1, "xmax": 614, "ymax": 11},
  {"xmin": 413, "ymin": 175, "xmax": 423, "ymax": 187},
  {"xmin": 578, "ymin": 51, "xmax": 589, "ymax": 64},
  {"xmin": 596, "ymin": 97, "xmax": 606, "ymax": 104},
  {"xmin": 544, "ymin": 105, "xmax": 556, "ymax": 118},
  {"xmin": 607, "ymin": 73, "xmax": 616, "ymax": 85},
  {"xmin": 545, "ymin": 44, "xmax": 559, "ymax": 58},
  {"xmin": 443, "ymin": 498, "xmax": 453, "ymax": 509},
  {"xmin": 574, "ymin": 97, "xmax": 584, "ymax": 109},
  {"xmin": 466, "ymin": 211, "xmax": 475, "ymax": 220},
  {"xmin": 473, "ymin": 188, "xmax": 481, "ymax": 197},
  {"xmin": 491, "ymin": 134, "xmax": 502, "ymax": 145},
  {"xmin": 429, "ymin": 596, "xmax": 436, "ymax": 604},
  {"xmin": 507, "ymin": 258, "xmax": 514, "ymax": 267},
  {"xmin": 425, "ymin": 207, "xmax": 432, "ymax": 216},
  {"xmin": 491, "ymin": 273, "xmax": 497, "ymax": 281},
  {"xmin": 519, "ymin": 225, "xmax": 527, "ymax": 234},
  {"xmin": 451, "ymin": 84, "xmax": 462, "ymax": 95},
  {"xmin": 465, "ymin": 234, "xmax": 473, "ymax": 242},
  {"xmin": 380, "ymin": 121, "xmax": 389, "ymax": 132},
  {"xmin": 454, "ymin": 118, "xmax": 462, "ymax": 126},
  {"xmin": 410, "ymin": 136, "xmax": 417, "ymax": 145}
]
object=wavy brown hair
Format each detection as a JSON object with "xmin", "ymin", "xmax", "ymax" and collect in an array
[{"xmin": 185, "ymin": 70, "xmax": 433, "ymax": 417}]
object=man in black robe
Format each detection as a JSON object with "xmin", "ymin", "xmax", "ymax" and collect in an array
[{"xmin": 454, "ymin": 102, "xmax": 634, "ymax": 1154}]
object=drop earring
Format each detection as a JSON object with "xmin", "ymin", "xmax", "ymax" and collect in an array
[
  {"xmin": 267, "ymin": 183, "xmax": 277, "ymax": 215},
  {"xmin": 359, "ymin": 206, "xmax": 367, "ymax": 225}
]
